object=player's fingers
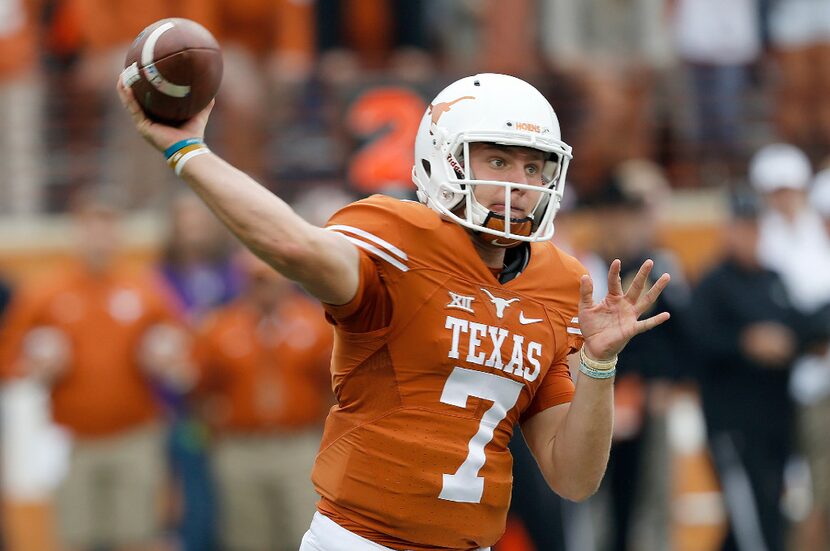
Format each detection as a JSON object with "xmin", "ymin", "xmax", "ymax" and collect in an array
[
  {"xmin": 116, "ymin": 78, "xmax": 146, "ymax": 124},
  {"xmin": 624, "ymin": 259, "xmax": 653, "ymax": 303},
  {"xmin": 193, "ymin": 98, "xmax": 215, "ymax": 122},
  {"xmin": 607, "ymin": 259, "xmax": 623, "ymax": 296},
  {"xmin": 180, "ymin": 99, "xmax": 214, "ymax": 138},
  {"xmin": 579, "ymin": 274, "xmax": 594, "ymax": 309},
  {"xmin": 636, "ymin": 273, "xmax": 671, "ymax": 315},
  {"xmin": 115, "ymin": 77, "xmax": 130, "ymax": 107},
  {"xmin": 635, "ymin": 311, "xmax": 671, "ymax": 334}
]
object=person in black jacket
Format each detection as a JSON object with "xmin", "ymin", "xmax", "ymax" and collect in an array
[
  {"xmin": 0, "ymin": 277, "xmax": 10, "ymax": 319},
  {"xmin": 581, "ymin": 162, "xmax": 692, "ymax": 551},
  {"xmin": 689, "ymin": 188, "xmax": 808, "ymax": 551},
  {"xmin": 0, "ymin": 274, "xmax": 9, "ymax": 551}
]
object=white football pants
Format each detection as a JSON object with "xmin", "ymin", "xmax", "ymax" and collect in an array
[{"xmin": 299, "ymin": 512, "xmax": 491, "ymax": 551}]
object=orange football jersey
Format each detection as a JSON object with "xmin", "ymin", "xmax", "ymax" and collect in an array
[
  {"xmin": 313, "ymin": 195, "xmax": 586, "ymax": 550},
  {"xmin": 192, "ymin": 293, "xmax": 333, "ymax": 432},
  {"xmin": 0, "ymin": 263, "xmax": 180, "ymax": 437}
]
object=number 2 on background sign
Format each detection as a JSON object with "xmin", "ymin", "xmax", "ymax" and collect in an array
[
  {"xmin": 346, "ymin": 87, "xmax": 426, "ymax": 193},
  {"xmin": 439, "ymin": 367, "xmax": 523, "ymax": 503}
]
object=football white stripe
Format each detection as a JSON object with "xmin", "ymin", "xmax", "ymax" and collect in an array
[
  {"xmin": 141, "ymin": 21, "xmax": 192, "ymax": 98},
  {"xmin": 327, "ymin": 225, "xmax": 408, "ymax": 261},
  {"xmin": 339, "ymin": 236, "xmax": 409, "ymax": 272},
  {"xmin": 571, "ymin": 316, "xmax": 579, "ymax": 323},
  {"xmin": 121, "ymin": 62, "xmax": 141, "ymax": 87},
  {"xmin": 567, "ymin": 327, "xmax": 582, "ymax": 335}
]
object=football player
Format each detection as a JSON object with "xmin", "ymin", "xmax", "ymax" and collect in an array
[{"xmin": 117, "ymin": 73, "xmax": 670, "ymax": 551}]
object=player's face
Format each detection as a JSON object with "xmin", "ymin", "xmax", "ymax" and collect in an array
[{"xmin": 468, "ymin": 143, "xmax": 546, "ymax": 219}]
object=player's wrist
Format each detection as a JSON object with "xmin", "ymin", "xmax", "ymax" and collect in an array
[
  {"xmin": 578, "ymin": 347, "xmax": 617, "ymax": 379},
  {"xmin": 165, "ymin": 138, "xmax": 211, "ymax": 176}
]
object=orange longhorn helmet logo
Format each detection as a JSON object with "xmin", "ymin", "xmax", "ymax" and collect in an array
[{"xmin": 429, "ymin": 95, "xmax": 476, "ymax": 126}]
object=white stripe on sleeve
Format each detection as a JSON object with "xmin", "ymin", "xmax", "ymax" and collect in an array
[
  {"xmin": 327, "ymin": 225, "xmax": 408, "ymax": 261},
  {"xmin": 337, "ymin": 235, "xmax": 409, "ymax": 272}
]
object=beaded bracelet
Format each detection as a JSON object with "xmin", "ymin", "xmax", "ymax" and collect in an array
[{"xmin": 578, "ymin": 347, "xmax": 617, "ymax": 379}]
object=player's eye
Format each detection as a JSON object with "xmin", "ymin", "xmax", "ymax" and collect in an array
[
  {"xmin": 526, "ymin": 163, "xmax": 544, "ymax": 178},
  {"xmin": 489, "ymin": 158, "xmax": 506, "ymax": 168}
]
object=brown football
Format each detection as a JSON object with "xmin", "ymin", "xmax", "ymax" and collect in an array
[{"xmin": 122, "ymin": 18, "xmax": 223, "ymax": 125}]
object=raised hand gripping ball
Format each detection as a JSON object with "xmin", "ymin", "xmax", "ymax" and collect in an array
[{"xmin": 122, "ymin": 18, "xmax": 223, "ymax": 125}]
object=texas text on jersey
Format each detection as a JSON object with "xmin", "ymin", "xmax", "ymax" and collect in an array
[{"xmin": 313, "ymin": 195, "xmax": 585, "ymax": 550}]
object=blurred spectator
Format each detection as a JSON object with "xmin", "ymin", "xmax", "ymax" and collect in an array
[
  {"xmin": 749, "ymin": 143, "xmax": 830, "ymax": 313},
  {"xmin": 583, "ymin": 161, "xmax": 691, "ymax": 551},
  {"xmin": 539, "ymin": 0, "xmax": 673, "ymax": 196},
  {"xmin": 767, "ymin": 0, "xmax": 830, "ymax": 159},
  {"xmin": 688, "ymin": 187, "xmax": 809, "ymax": 551},
  {"xmin": 316, "ymin": 0, "xmax": 433, "ymax": 81},
  {"xmin": 0, "ymin": 189, "xmax": 191, "ymax": 551},
  {"xmin": 477, "ymin": 0, "xmax": 538, "ymax": 76},
  {"xmin": 671, "ymin": 0, "xmax": 761, "ymax": 182},
  {"xmin": 790, "ymin": 307, "xmax": 830, "ymax": 551},
  {"xmin": 156, "ymin": 192, "xmax": 242, "ymax": 551},
  {"xmin": 0, "ymin": 0, "xmax": 44, "ymax": 215},
  {"xmin": 811, "ymin": 167, "xmax": 830, "ymax": 227},
  {"xmin": 159, "ymin": 192, "xmax": 242, "ymax": 322},
  {"xmin": 424, "ymin": 0, "xmax": 484, "ymax": 74},
  {"xmin": 540, "ymin": 0, "xmax": 673, "ymax": 72},
  {"xmin": 211, "ymin": 0, "xmax": 316, "ymax": 182},
  {"xmin": 192, "ymin": 249, "xmax": 333, "ymax": 551},
  {"xmin": 0, "ymin": 276, "xmax": 10, "ymax": 318},
  {"xmin": 789, "ymin": 167, "xmax": 830, "ymax": 551}
]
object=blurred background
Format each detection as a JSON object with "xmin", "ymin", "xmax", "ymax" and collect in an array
[{"xmin": 1, "ymin": 1, "xmax": 830, "ymax": 550}]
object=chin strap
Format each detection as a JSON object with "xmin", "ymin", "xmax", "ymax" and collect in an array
[{"xmin": 481, "ymin": 211, "xmax": 533, "ymax": 248}]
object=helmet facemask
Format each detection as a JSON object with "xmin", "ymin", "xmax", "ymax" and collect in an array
[
  {"xmin": 411, "ymin": 73, "xmax": 573, "ymax": 245},
  {"xmin": 426, "ymin": 133, "xmax": 569, "ymax": 247}
]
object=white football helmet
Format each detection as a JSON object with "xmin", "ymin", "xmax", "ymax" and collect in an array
[{"xmin": 412, "ymin": 73, "xmax": 572, "ymax": 246}]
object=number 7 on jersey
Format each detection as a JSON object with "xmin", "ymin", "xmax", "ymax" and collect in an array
[{"xmin": 439, "ymin": 367, "xmax": 524, "ymax": 503}]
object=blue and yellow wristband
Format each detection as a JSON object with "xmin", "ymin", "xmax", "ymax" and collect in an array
[{"xmin": 165, "ymin": 138, "xmax": 210, "ymax": 176}]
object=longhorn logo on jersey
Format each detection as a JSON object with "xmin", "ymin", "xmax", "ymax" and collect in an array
[{"xmin": 481, "ymin": 288, "xmax": 519, "ymax": 319}]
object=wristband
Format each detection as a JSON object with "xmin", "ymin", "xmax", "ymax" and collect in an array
[
  {"xmin": 171, "ymin": 145, "xmax": 210, "ymax": 176},
  {"xmin": 578, "ymin": 347, "xmax": 617, "ymax": 379},
  {"xmin": 164, "ymin": 138, "xmax": 204, "ymax": 160},
  {"xmin": 167, "ymin": 143, "xmax": 206, "ymax": 168}
]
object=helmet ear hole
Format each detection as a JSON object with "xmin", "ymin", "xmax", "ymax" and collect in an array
[{"xmin": 421, "ymin": 159, "xmax": 432, "ymax": 177}]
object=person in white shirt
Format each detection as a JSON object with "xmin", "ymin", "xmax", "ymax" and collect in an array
[{"xmin": 751, "ymin": 144, "xmax": 830, "ymax": 551}]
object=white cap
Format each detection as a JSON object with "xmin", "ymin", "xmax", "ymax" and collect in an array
[
  {"xmin": 810, "ymin": 168, "xmax": 830, "ymax": 217},
  {"xmin": 748, "ymin": 143, "xmax": 811, "ymax": 192}
]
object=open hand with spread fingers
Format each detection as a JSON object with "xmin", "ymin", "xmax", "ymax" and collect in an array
[{"xmin": 578, "ymin": 259, "xmax": 671, "ymax": 362}]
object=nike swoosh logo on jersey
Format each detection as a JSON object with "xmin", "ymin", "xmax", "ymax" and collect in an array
[{"xmin": 519, "ymin": 312, "xmax": 543, "ymax": 325}]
